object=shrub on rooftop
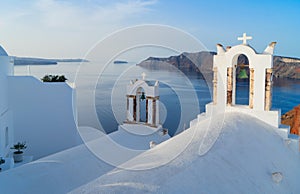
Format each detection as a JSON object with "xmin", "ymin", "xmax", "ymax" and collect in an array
[{"xmin": 41, "ymin": 75, "xmax": 68, "ymax": 82}]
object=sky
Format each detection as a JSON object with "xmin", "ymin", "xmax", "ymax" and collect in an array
[{"xmin": 1, "ymin": 0, "xmax": 300, "ymax": 59}]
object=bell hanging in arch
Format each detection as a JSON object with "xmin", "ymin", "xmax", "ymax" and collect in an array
[
  {"xmin": 238, "ymin": 68, "xmax": 248, "ymax": 79},
  {"xmin": 140, "ymin": 92, "xmax": 146, "ymax": 101}
]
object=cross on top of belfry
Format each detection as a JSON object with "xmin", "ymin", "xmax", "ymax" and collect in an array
[
  {"xmin": 141, "ymin": 72, "xmax": 146, "ymax": 80},
  {"xmin": 238, "ymin": 33, "xmax": 252, "ymax": 45}
]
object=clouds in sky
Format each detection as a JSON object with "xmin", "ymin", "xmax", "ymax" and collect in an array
[
  {"xmin": 1, "ymin": 0, "xmax": 300, "ymax": 58},
  {"xmin": 0, "ymin": 0, "xmax": 158, "ymax": 57},
  {"xmin": 34, "ymin": 0, "xmax": 157, "ymax": 28}
]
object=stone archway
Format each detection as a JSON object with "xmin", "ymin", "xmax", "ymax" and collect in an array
[
  {"xmin": 235, "ymin": 54, "xmax": 250, "ymax": 105},
  {"xmin": 227, "ymin": 54, "xmax": 254, "ymax": 108}
]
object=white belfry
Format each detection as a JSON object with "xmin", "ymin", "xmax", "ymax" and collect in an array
[
  {"xmin": 237, "ymin": 33, "xmax": 252, "ymax": 45},
  {"xmin": 125, "ymin": 76, "xmax": 160, "ymax": 127},
  {"xmin": 203, "ymin": 35, "xmax": 282, "ymax": 128}
]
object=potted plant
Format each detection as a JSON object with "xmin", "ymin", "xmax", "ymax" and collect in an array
[
  {"xmin": 0, "ymin": 157, "xmax": 5, "ymax": 171},
  {"xmin": 11, "ymin": 142, "xmax": 27, "ymax": 163}
]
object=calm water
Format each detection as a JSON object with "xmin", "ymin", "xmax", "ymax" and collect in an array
[
  {"xmin": 95, "ymin": 62, "xmax": 208, "ymax": 136},
  {"xmin": 235, "ymin": 78, "xmax": 300, "ymax": 114},
  {"xmin": 95, "ymin": 62, "xmax": 300, "ymax": 136},
  {"xmin": 15, "ymin": 62, "xmax": 300, "ymax": 136}
]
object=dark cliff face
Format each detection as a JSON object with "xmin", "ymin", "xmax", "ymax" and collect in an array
[
  {"xmin": 138, "ymin": 52, "xmax": 215, "ymax": 72},
  {"xmin": 273, "ymin": 56, "xmax": 300, "ymax": 79},
  {"xmin": 137, "ymin": 51, "xmax": 215, "ymax": 83},
  {"xmin": 137, "ymin": 52, "xmax": 300, "ymax": 80}
]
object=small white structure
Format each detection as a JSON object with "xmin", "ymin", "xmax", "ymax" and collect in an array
[
  {"xmin": 112, "ymin": 73, "xmax": 170, "ymax": 150},
  {"xmin": 199, "ymin": 33, "xmax": 281, "ymax": 127},
  {"xmin": 0, "ymin": 46, "xmax": 14, "ymax": 158},
  {"xmin": 8, "ymin": 76, "xmax": 81, "ymax": 159},
  {"xmin": 125, "ymin": 73, "xmax": 160, "ymax": 127},
  {"xmin": 0, "ymin": 45, "xmax": 81, "ymax": 161}
]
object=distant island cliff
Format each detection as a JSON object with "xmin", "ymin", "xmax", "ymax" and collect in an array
[
  {"xmin": 13, "ymin": 57, "xmax": 89, "ymax": 65},
  {"xmin": 137, "ymin": 51, "xmax": 300, "ymax": 79},
  {"xmin": 114, "ymin": 60, "xmax": 128, "ymax": 64}
]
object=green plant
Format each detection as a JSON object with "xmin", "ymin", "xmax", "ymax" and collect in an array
[
  {"xmin": 57, "ymin": 75, "xmax": 67, "ymax": 82},
  {"xmin": 41, "ymin": 75, "xmax": 51, "ymax": 82},
  {"xmin": 0, "ymin": 157, "xmax": 4, "ymax": 171},
  {"xmin": 11, "ymin": 142, "xmax": 27, "ymax": 154},
  {"xmin": 41, "ymin": 75, "xmax": 68, "ymax": 82},
  {"xmin": 0, "ymin": 157, "xmax": 5, "ymax": 165}
]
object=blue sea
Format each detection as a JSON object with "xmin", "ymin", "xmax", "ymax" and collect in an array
[
  {"xmin": 94, "ymin": 62, "xmax": 300, "ymax": 136},
  {"xmin": 15, "ymin": 62, "xmax": 300, "ymax": 136}
]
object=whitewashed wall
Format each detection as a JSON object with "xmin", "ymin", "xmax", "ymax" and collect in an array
[
  {"xmin": 8, "ymin": 76, "xmax": 82, "ymax": 159},
  {"xmin": 0, "ymin": 110, "xmax": 14, "ymax": 157},
  {"xmin": 0, "ymin": 56, "xmax": 12, "ymax": 115},
  {"xmin": 0, "ymin": 56, "xmax": 14, "ymax": 157}
]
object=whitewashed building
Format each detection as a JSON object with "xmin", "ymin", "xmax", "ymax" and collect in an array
[
  {"xmin": 0, "ymin": 45, "xmax": 81, "ymax": 162},
  {"xmin": 0, "ymin": 46, "xmax": 14, "ymax": 158}
]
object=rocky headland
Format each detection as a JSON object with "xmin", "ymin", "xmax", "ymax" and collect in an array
[{"xmin": 137, "ymin": 51, "xmax": 300, "ymax": 80}]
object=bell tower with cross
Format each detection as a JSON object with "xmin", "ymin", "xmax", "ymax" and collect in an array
[
  {"xmin": 125, "ymin": 73, "xmax": 160, "ymax": 127},
  {"xmin": 205, "ymin": 33, "xmax": 281, "ymax": 127}
]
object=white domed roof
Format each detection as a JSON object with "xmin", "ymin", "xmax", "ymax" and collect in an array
[{"xmin": 0, "ymin": 45, "xmax": 8, "ymax": 56}]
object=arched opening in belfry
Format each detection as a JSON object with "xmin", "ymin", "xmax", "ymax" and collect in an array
[
  {"xmin": 234, "ymin": 54, "xmax": 250, "ymax": 105},
  {"xmin": 136, "ymin": 87, "xmax": 147, "ymax": 122}
]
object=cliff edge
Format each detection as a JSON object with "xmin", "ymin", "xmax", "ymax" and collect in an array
[{"xmin": 137, "ymin": 52, "xmax": 300, "ymax": 79}]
